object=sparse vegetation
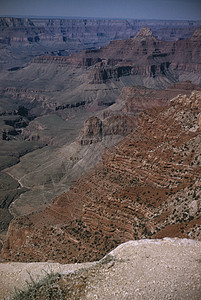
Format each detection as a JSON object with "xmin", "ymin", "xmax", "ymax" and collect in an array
[{"xmin": 13, "ymin": 271, "xmax": 65, "ymax": 300}]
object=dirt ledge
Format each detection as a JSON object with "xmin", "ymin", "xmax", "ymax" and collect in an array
[{"xmin": 1, "ymin": 238, "xmax": 201, "ymax": 299}]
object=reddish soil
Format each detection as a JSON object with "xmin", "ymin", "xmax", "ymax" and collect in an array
[{"xmin": 1, "ymin": 85, "xmax": 201, "ymax": 264}]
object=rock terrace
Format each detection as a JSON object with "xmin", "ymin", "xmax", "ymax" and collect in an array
[{"xmin": 1, "ymin": 89, "xmax": 201, "ymax": 263}]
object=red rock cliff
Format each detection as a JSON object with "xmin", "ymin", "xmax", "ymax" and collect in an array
[{"xmin": 2, "ymin": 85, "xmax": 201, "ymax": 263}]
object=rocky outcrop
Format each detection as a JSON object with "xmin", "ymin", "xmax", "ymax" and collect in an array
[
  {"xmin": 89, "ymin": 66, "xmax": 133, "ymax": 83},
  {"xmin": 1, "ymin": 27, "xmax": 201, "ymax": 124},
  {"xmin": 80, "ymin": 116, "xmax": 103, "ymax": 145},
  {"xmin": 79, "ymin": 114, "xmax": 137, "ymax": 145},
  {"xmin": 191, "ymin": 26, "xmax": 201, "ymax": 40},
  {"xmin": 133, "ymin": 26, "xmax": 158, "ymax": 41},
  {"xmin": 1, "ymin": 17, "xmax": 200, "ymax": 72},
  {"xmin": 2, "ymin": 88, "xmax": 201, "ymax": 263},
  {"xmin": 79, "ymin": 82, "xmax": 199, "ymax": 144},
  {"xmin": 0, "ymin": 88, "xmax": 50, "ymax": 115},
  {"xmin": 1, "ymin": 238, "xmax": 201, "ymax": 299},
  {"xmin": 56, "ymin": 27, "xmax": 200, "ymax": 85}
]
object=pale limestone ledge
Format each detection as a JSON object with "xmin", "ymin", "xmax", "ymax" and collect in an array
[{"xmin": 1, "ymin": 238, "xmax": 201, "ymax": 299}]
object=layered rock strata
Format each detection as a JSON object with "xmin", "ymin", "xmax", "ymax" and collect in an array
[
  {"xmin": 2, "ymin": 89, "xmax": 201, "ymax": 263},
  {"xmin": 1, "ymin": 27, "xmax": 201, "ymax": 124},
  {"xmin": 1, "ymin": 17, "xmax": 200, "ymax": 47},
  {"xmin": 79, "ymin": 81, "xmax": 200, "ymax": 145},
  {"xmin": 32, "ymin": 27, "xmax": 201, "ymax": 88},
  {"xmin": 2, "ymin": 17, "xmax": 200, "ymax": 72}
]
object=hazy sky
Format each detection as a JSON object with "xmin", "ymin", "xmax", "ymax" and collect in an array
[{"xmin": 0, "ymin": 0, "xmax": 201, "ymax": 20}]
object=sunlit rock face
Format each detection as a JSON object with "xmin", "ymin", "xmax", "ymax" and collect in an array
[
  {"xmin": 2, "ymin": 89, "xmax": 201, "ymax": 263},
  {"xmin": 63, "ymin": 27, "xmax": 201, "ymax": 87},
  {"xmin": 0, "ymin": 22, "xmax": 201, "ymax": 264},
  {"xmin": 3, "ymin": 17, "xmax": 200, "ymax": 73}
]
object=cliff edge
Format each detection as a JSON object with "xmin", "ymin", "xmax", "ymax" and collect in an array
[{"xmin": 0, "ymin": 238, "xmax": 200, "ymax": 299}]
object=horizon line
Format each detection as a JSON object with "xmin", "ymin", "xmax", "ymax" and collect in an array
[{"xmin": 0, "ymin": 15, "xmax": 201, "ymax": 22}]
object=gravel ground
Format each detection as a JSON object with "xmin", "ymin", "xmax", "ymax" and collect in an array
[
  {"xmin": 85, "ymin": 238, "xmax": 201, "ymax": 299},
  {"xmin": 0, "ymin": 261, "xmax": 94, "ymax": 299},
  {"xmin": 0, "ymin": 238, "xmax": 201, "ymax": 299}
]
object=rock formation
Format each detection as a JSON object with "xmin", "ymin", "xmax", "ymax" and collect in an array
[
  {"xmin": 0, "ymin": 22, "xmax": 201, "ymax": 263},
  {"xmin": 1, "ymin": 17, "xmax": 200, "ymax": 49},
  {"xmin": 29, "ymin": 26, "xmax": 201, "ymax": 90},
  {"xmin": 79, "ymin": 82, "xmax": 200, "ymax": 145},
  {"xmin": 1, "ymin": 26, "xmax": 201, "ymax": 123},
  {"xmin": 1, "ymin": 238, "xmax": 201, "ymax": 299},
  {"xmin": 1, "ymin": 17, "xmax": 200, "ymax": 72},
  {"xmin": 2, "ymin": 88, "xmax": 200, "ymax": 263},
  {"xmin": 69, "ymin": 27, "xmax": 201, "ymax": 86}
]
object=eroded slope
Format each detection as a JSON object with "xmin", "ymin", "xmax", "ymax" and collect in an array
[{"xmin": 2, "ymin": 89, "xmax": 201, "ymax": 263}]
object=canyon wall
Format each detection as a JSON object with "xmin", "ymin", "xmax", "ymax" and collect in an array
[
  {"xmin": 0, "ymin": 22, "xmax": 201, "ymax": 256},
  {"xmin": 1, "ymin": 17, "xmax": 201, "ymax": 70},
  {"xmin": 30, "ymin": 27, "xmax": 201, "ymax": 89},
  {"xmin": 71, "ymin": 27, "xmax": 201, "ymax": 86},
  {"xmin": 1, "ymin": 17, "xmax": 200, "ymax": 46},
  {"xmin": 1, "ymin": 27, "xmax": 200, "ymax": 121},
  {"xmin": 2, "ymin": 86, "xmax": 200, "ymax": 263}
]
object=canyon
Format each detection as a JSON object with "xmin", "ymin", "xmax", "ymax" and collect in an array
[
  {"xmin": 1, "ymin": 87, "xmax": 201, "ymax": 263},
  {"xmin": 0, "ymin": 81, "xmax": 199, "ymax": 239},
  {"xmin": 1, "ymin": 26, "xmax": 201, "ymax": 116},
  {"xmin": 0, "ymin": 17, "xmax": 201, "ymax": 265},
  {"xmin": 1, "ymin": 17, "xmax": 201, "ymax": 71}
]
